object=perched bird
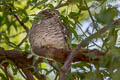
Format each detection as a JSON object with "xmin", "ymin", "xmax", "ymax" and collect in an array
[{"xmin": 29, "ymin": 9, "xmax": 70, "ymax": 53}]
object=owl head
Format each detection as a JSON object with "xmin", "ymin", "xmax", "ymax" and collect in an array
[{"xmin": 38, "ymin": 9, "xmax": 60, "ymax": 18}]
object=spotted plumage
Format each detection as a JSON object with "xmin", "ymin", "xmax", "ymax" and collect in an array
[{"xmin": 29, "ymin": 9, "xmax": 70, "ymax": 52}]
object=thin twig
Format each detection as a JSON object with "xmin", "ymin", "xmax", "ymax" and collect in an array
[
  {"xmin": 95, "ymin": 65, "xmax": 104, "ymax": 80},
  {"xmin": 33, "ymin": 72, "xmax": 46, "ymax": 80},
  {"xmin": 60, "ymin": 42, "xmax": 83, "ymax": 80},
  {"xmin": 59, "ymin": 19, "xmax": 120, "ymax": 80},
  {"xmin": 55, "ymin": 2, "xmax": 68, "ymax": 9},
  {"xmin": 1, "ymin": 66, "xmax": 9, "ymax": 80},
  {"xmin": 56, "ymin": 0, "xmax": 63, "ymax": 8},
  {"xmin": 77, "ymin": 24, "xmax": 104, "ymax": 50},
  {"xmin": 1, "ymin": 31, "xmax": 25, "ymax": 40},
  {"xmin": 9, "ymin": 8, "xmax": 29, "ymax": 47},
  {"xmin": 3, "ymin": 35, "xmax": 17, "ymax": 48},
  {"xmin": 2, "ymin": 66, "xmax": 14, "ymax": 80},
  {"xmin": 8, "ymin": 8, "xmax": 29, "ymax": 33},
  {"xmin": 17, "ymin": 33, "xmax": 29, "ymax": 47},
  {"xmin": 84, "ymin": 0, "xmax": 95, "ymax": 23},
  {"xmin": 83, "ymin": 0, "xmax": 109, "ymax": 51},
  {"xmin": 22, "ymin": 68, "xmax": 35, "ymax": 80},
  {"xmin": 18, "ymin": 69, "xmax": 27, "ymax": 79},
  {"xmin": 4, "ymin": 3, "xmax": 29, "ymax": 47},
  {"xmin": 55, "ymin": 73, "xmax": 59, "ymax": 80}
]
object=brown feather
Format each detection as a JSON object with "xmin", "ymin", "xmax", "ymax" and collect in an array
[{"xmin": 29, "ymin": 9, "xmax": 70, "ymax": 52}]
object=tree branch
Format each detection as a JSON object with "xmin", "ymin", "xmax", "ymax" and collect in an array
[
  {"xmin": 17, "ymin": 33, "xmax": 29, "ymax": 47},
  {"xmin": 59, "ymin": 19, "xmax": 120, "ymax": 80},
  {"xmin": 84, "ymin": 0, "xmax": 95, "ymax": 23},
  {"xmin": 0, "ymin": 46, "xmax": 104, "ymax": 79},
  {"xmin": 22, "ymin": 68, "xmax": 35, "ymax": 80},
  {"xmin": 8, "ymin": 8, "xmax": 29, "ymax": 33},
  {"xmin": 2, "ymin": 67, "xmax": 14, "ymax": 80},
  {"xmin": 55, "ymin": 2, "xmax": 69, "ymax": 9},
  {"xmin": 77, "ymin": 24, "xmax": 104, "ymax": 50},
  {"xmin": 33, "ymin": 72, "xmax": 46, "ymax": 80},
  {"xmin": 9, "ymin": 7, "xmax": 29, "ymax": 47},
  {"xmin": 4, "ymin": 3, "xmax": 29, "ymax": 47}
]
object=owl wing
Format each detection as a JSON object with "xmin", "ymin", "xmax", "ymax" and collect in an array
[{"xmin": 59, "ymin": 21, "xmax": 71, "ymax": 49}]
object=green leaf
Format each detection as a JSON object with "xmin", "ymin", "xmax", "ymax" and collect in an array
[
  {"xmin": 79, "ymin": 6, "xmax": 89, "ymax": 10},
  {"xmin": 69, "ymin": 12, "xmax": 81, "ymax": 23},
  {"xmin": 25, "ymin": 41, "xmax": 29, "ymax": 51},
  {"xmin": 69, "ymin": 26, "xmax": 78, "ymax": 39},
  {"xmin": 22, "ymin": 16, "xmax": 29, "ymax": 23},
  {"xmin": 33, "ymin": 14, "xmax": 45, "ymax": 24},
  {"xmin": 47, "ymin": 4, "xmax": 54, "ymax": 9},
  {"xmin": 60, "ymin": 15, "xmax": 78, "ymax": 39},
  {"xmin": 12, "ymin": 21, "xmax": 18, "ymax": 32},
  {"xmin": 0, "ymin": 73, "xmax": 7, "ymax": 80},
  {"xmin": 12, "ymin": 67, "xmax": 18, "ymax": 75},
  {"xmin": 52, "ymin": 62, "xmax": 60, "ymax": 70},
  {"xmin": 33, "ymin": 56, "xmax": 38, "ymax": 66},
  {"xmin": 112, "ymin": 70, "xmax": 120, "ymax": 80},
  {"xmin": 66, "ymin": 73, "xmax": 74, "ymax": 80},
  {"xmin": 72, "ymin": 62, "xmax": 91, "ymax": 69},
  {"xmin": 85, "ymin": 52, "xmax": 97, "ymax": 59},
  {"xmin": 95, "ymin": 7, "xmax": 118, "ymax": 25},
  {"xmin": 46, "ymin": 69, "xmax": 54, "ymax": 75},
  {"xmin": 31, "ymin": 0, "xmax": 48, "ymax": 9},
  {"xmin": 33, "ymin": 67, "xmax": 41, "ymax": 72}
]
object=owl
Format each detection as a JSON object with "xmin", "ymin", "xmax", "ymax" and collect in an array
[{"xmin": 29, "ymin": 9, "xmax": 70, "ymax": 53}]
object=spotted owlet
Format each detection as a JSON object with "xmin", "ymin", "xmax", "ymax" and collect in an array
[{"xmin": 29, "ymin": 9, "xmax": 70, "ymax": 53}]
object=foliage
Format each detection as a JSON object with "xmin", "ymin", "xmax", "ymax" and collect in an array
[{"xmin": 0, "ymin": 0, "xmax": 120, "ymax": 80}]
